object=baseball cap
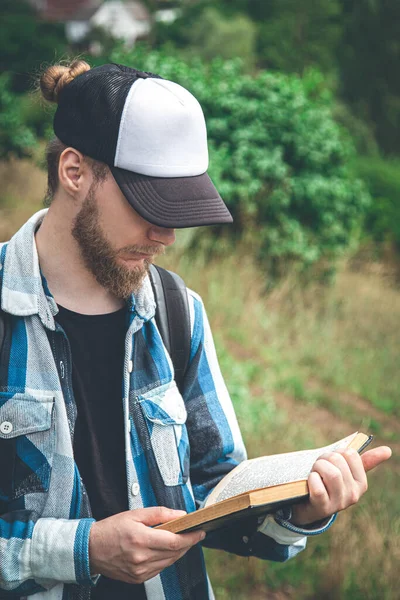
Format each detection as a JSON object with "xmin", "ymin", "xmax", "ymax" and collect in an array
[{"xmin": 53, "ymin": 63, "xmax": 233, "ymax": 229}]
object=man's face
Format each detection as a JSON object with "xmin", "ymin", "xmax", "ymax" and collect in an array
[{"xmin": 71, "ymin": 171, "xmax": 175, "ymax": 299}]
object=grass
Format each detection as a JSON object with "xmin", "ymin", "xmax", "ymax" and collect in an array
[
  {"xmin": 0, "ymin": 155, "xmax": 45, "ymax": 240},
  {"xmin": 1, "ymin": 159, "xmax": 399, "ymax": 599},
  {"xmin": 160, "ymin": 245, "xmax": 400, "ymax": 420},
  {"xmin": 157, "ymin": 243, "xmax": 399, "ymax": 600}
]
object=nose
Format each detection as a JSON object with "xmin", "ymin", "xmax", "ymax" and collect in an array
[{"xmin": 148, "ymin": 224, "xmax": 176, "ymax": 246}]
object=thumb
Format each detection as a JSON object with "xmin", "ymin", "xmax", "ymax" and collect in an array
[
  {"xmin": 361, "ymin": 446, "xmax": 392, "ymax": 472},
  {"xmin": 130, "ymin": 506, "xmax": 187, "ymax": 527}
]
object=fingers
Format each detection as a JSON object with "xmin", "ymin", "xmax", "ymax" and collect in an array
[
  {"xmin": 131, "ymin": 548, "xmax": 192, "ymax": 584},
  {"xmin": 308, "ymin": 471, "xmax": 330, "ymax": 509},
  {"xmin": 92, "ymin": 508, "xmax": 205, "ymax": 586},
  {"xmin": 312, "ymin": 454, "xmax": 346, "ymax": 506},
  {"xmin": 130, "ymin": 506, "xmax": 187, "ymax": 527},
  {"xmin": 125, "ymin": 528, "xmax": 205, "ymax": 584},
  {"xmin": 360, "ymin": 446, "xmax": 392, "ymax": 472},
  {"xmin": 311, "ymin": 448, "xmax": 372, "ymax": 512},
  {"xmin": 292, "ymin": 445, "xmax": 392, "ymax": 526},
  {"xmin": 144, "ymin": 545, "xmax": 196, "ymax": 575},
  {"xmin": 334, "ymin": 448, "xmax": 368, "ymax": 497},
  {"xmin": 335, "ymin": 449, "xmax": 367, "ymax": 485},
  {"xmin": 147, "ymin": 527, "xmax": 205, "ymax": 553}
]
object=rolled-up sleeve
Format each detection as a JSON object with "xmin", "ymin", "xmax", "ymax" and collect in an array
[{"xmin": 0, "ymin": 510, "xmax": 100, "ymax": 596}]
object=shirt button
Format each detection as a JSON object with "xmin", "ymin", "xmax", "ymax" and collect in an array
[
  {"xmin": 131, "ymin": 482, "xmax": 140, "ymax": 496},
  {"xmin": 242, "ymin": 536, "xmax": 249, "ymax": 544},
  {"xmin": 0, "ymin": 421, "xmax": 13, "ymax": 435},
  {"xmin": 128, "ymin": 360, "xmax": 133, "ymax": 373}
]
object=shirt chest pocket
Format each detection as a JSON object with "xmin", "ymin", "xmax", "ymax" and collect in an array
[
  {"xmin": 0, "ymin": 393, "xmax": 56, "ymax": 502},
  {"xmin": 134, "ymin": 381, "xmax": 190, "ymax": 487}
]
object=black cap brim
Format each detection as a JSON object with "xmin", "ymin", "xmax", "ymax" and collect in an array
[{"xmin": 110, "ymin": 167, "xmax": 233, "ymax": 229}]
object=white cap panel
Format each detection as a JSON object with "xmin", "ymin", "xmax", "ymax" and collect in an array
[{"xmin": 115, "ymin": 78, "xmax": 209, "ymax": 177}]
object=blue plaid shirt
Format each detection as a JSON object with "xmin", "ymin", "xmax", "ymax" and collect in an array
[{"xmin": 0, "ymin": 210, "xmax": 335, "ymax": 600}]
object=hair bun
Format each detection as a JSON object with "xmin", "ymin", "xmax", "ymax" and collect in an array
[{"xmin": 40, "ymin": 59, "xmax": 91, "ymax": 103}]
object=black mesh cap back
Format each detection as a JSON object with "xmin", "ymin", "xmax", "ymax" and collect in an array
[{"xmin": 53, "ymin": 63, "xmax": 162, "ymax": 166}]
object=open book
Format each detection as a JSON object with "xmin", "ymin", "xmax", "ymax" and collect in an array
[{"xmin": 156, "ymin": 432, "xmax": 373, "ymax": 534}]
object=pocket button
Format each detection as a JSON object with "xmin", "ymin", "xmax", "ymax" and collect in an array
[
  {"xmin": 131, "ymin": 482, "xmax": 140, "ymax": 496},
  {"xmin": 0, "ymin": 421, "xmax": 13, "ymax": 434}
]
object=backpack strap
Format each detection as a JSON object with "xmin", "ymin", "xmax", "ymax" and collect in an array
[
  {"xmin": 149, "ymin": 264, "xmax": 191, "ymax": 395},
  {"xmin": 0, "ymin": 244, "xmax": 6, "ymax": 354},
  {"xmin": 0, "ymin": 310, "xmax": 4, "ymax": 356}
]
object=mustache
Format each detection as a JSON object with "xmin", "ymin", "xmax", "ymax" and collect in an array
[{"xmin": 116, "ymin": 244, "xmax": 166, "ymax": 257}]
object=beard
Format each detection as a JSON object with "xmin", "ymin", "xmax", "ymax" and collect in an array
[{"xmin": 71, "ymin": 186, "xmax": 164, "ymax": 299}]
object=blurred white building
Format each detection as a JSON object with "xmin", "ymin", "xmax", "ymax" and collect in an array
[
  {"xmin": 89, "ymin": 1, "xmax": 151, "ymax": 46},
  {"xmin": 29, "ymin": 0, "xmax": 153, "ymax": 47},
  {"xmin": 64, "ymin": 2, "xmax": 102, "ymax": 44}
]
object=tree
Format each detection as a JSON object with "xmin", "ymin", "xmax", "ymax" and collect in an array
[
  {"xmin": 185, "ymin": 7, "xmax": 256, "ymax": 67},
  {"xmin": 260, "ymin": 0, "xmax": 342, "ymax": 74},
  {"xmin": 339, "ymin": 0, "xmax": 400, "ymax": 155},
  {"xmin": 0, "ymin": 0, "xmax": 67, "ymax": 93},
  {"xmin": 0, "ymin": 74, "xmax": 36, "ymax": 159},
  {"xmin": 154, "ymin": 1, "xmax": 256, "ymax": 67}
]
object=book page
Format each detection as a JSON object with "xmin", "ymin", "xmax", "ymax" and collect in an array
[{"xmin": 205, "ymin": 432, "xmax": 358, "ymax": 507}]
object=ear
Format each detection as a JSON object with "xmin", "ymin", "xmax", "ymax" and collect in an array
[{"xmin": 58, "ymin": 147, "xmax": 91, "ymax": 199}]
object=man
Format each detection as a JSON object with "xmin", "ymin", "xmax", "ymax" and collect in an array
[{"xmin": 0, "ymin": 61, "xmax": 391, "ymax": 600}]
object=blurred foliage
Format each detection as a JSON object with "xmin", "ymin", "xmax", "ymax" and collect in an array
[
  {"xmin": 111, "ymin": 46, "xmax": 370, "ymax": 276},
  {"xmin": 18, "ymin": 92, "xmax": 56, "ymax": 141},
  {"xmin": 155, "ymin": 0, "xmax": 400, "ymax": 156},
  {"xmin": 186, "ymin": 7, "xmax": 256, "ymax": 68},
  {"xmin": 0, "ymin": 74, "xmax": 37, "ymax": 160},
  {"xmin": 155, "ymin": 5, "xmax": 257, "ymax": 68},
  {"xmin": 155, "ymin": 0, "xmax": 342, "ymax": 75},
  {"xmin": 354, "ymin": 156, "xmax": 400, "ymax": 248},
  {"xmin": 0, "ymin": 0, "xmax": 67, "ymax": 94},
  {"xmin": 339, "ymin": 0, "xmax": 400, "ymax": 156},
  {"xmin": 0, "ymin": 0, "xmax": 398, "ymax": 264},
  {"xmin": 241, "ymin": 0, "xmax": 342, "ymax": 76},
  {"xmin": 78, "ymin": 25, "xmax": 124, "ymax": 60},
  {"xmin": 332, "ymin": 102, "xmax": 379, "ymax": 157}
]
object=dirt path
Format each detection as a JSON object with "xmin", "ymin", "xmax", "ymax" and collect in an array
[
  {"xmin": 248, "ymin": 383, "xmax": 400, "ymax": 475},
  {"xmin": 305, "ymin": 378, "xmax": 400, "ymax": 451},
  {"xmin": 234, "ymin": 335, "xmax": 400, "ymax": 463}
]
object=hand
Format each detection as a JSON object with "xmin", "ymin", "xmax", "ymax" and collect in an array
[
  {"xmin": 290, "ymin": 445, "xmax": 392, "ymax": 527},
  {"xmin": 89, "ymin": 506, "xmax": 205, "ymax": 584}
]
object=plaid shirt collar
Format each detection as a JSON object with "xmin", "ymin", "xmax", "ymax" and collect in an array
[{"xmin": 0, "ymin": 208, "xmax": 156, "ymax": 330}]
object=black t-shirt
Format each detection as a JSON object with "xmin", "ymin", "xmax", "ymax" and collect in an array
[{"xmin": 55, "ymin": 304, "xmax": 146, "ymax": 600}]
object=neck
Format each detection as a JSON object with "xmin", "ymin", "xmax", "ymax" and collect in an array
[{"xmin": 35, "ymin": 202, "xmax": 124, "ymax": 315}]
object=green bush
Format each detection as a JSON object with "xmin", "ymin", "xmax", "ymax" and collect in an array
[
  {"xmin": 0, "ymin": 74, "xmax": 37, "ymax": 159},
  {"xmin": 155, "ymin": 6, "xmax": 256, "ymax": 69},
  {"xmin": 18, "ymin": 91, "xmax": 55, "ymax": 140},
  {"xmin": 354, "ymin": 155, "xmax": 400, "ymax": 247},
  {"xmin": 0, "ymin": 0, "xmax": 67, "ymax": 94},
  {"xmin": 109, "ymin": 47, "xmax": 370, "ymax": 274}
]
